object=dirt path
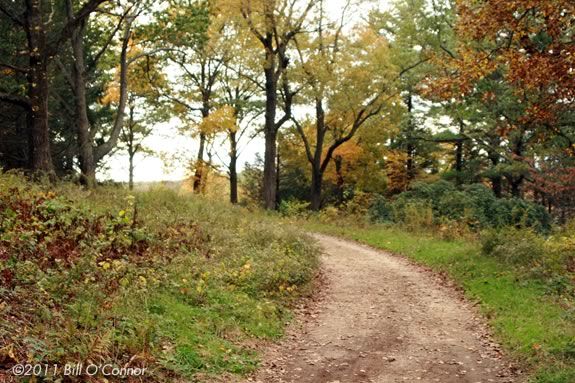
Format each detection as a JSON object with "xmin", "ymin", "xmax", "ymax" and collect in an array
[{"xmin": 247, "ymin": 234, "xmax": 521, "ymax": 383}]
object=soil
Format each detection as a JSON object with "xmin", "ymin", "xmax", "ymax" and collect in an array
[{"xmin": 245, "ymin": 234, "xmax": 523, "ymax": 383}]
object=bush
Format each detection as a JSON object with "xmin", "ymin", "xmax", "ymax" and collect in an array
[
  {"xmin": 481, "ymin": 227, "xmax": 575, "ymax": 289},
  {"xmin": 368, "ymin": 194, "xmax": 392, "ymax": 223},
  {"xmin": 480, "ymin": 227, "xmax": 546, "ymax": 266},
  {"xmin": 278, "ymin": 198, "xmax": 310, "ymax": 217},
  {"xmin": 369, "ymin": 180, "xmax": 551, "ymax": 233},
  {"xmin": 491, "ymin": 198, "xmax": 551, "ymax": 233}
]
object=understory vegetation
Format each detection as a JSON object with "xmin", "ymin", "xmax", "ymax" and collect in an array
[
  {"xmin": 301, "ymin": 213, "xmax": 575, "ymax": 383},
  {"xmin": 0, "ymin": 172, "xmax": 318, "ymax": 382}
]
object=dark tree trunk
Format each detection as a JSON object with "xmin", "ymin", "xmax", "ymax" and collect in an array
[
  {"xmin": 229, "ymin": 130, "xmax": 238, "ymax": 204},
  {"xmin": 310, "ymin": 169, "xmax": 322, "ymax": 211},
  {"xmin": 510, "ymin": 176, "xmax": 524, "ymax": 198},
  {"xmin": 262, "ymin": 57, "xmax": 278, "ymax": 209},
  {"xmin": 487, "ymin": 135, "xmax": 503, "ymax": 198},
  {"xmin": 193, "ymin": 132, "xmax": 206, "ymax": 193},
  {"xmin": 455, "ymin": 139, "xmax": 463, "ymax": 185},
  {"xmin": 508, "ymin": 130, "xmax": 525, "ymax": 198},
  {"xmin": 310, "ymin": 99, "xmax": 326, "ymax": 211},
  {"xmin": 454, "ymin": 122, "xmax": 465, "ymax": 183},
  {"xmin": 275, "ymin": 139, "xmax": 281, "ymax": 208},
  {"xmin": 454, "ymin": 121, "xmax": 465, "ymax": 182},
  {"xmin": 492, "ymin": 176, "xmax": 503, "ymax": 198},
  {"xmin": 335, "ymin": 155, "xmax": 344, "ymax": 205},
  {"xmin": 193, "ymin": 89, "xmax": 212, "ymax": 193},
  {"xmin": 25, "ymin": 0, "xmax": 53, "ymax": 174},
  {"xmin": 455, "ymin": 141, "xmax": 463, "ymax": 173}
]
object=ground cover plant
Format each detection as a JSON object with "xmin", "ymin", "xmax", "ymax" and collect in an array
[{"xmin": 0, "ymin": 172, "xmax": 319, "ymax": 382}]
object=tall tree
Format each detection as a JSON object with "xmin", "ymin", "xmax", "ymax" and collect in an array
[
  {"xmin": 234, "ymin": 0, "xmax": 314, "ymax": 209},
  {"xmin": 0, "ymin": 0, "xmax": 109, "ymax": 174},
  {"xmin": 292, "ymin": 15, "xmax": 399, "ymax": 210}
]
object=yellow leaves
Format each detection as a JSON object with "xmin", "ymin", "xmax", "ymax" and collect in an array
[
  {"xmin": 99, "ymin": 261, "xmax": 111, "ymax": 270},
  {"xmin": 199, "ymin": 105, "xmax": 237, "ymax": 134}
]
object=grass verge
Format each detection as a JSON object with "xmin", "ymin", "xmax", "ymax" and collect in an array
[
  {"xmin": 302, "ymin": 221, "xmax": 575, "ymax": 383},
  {"xmin": 0, "ymin": 172, "xmax": 319, "ymax": 382}
]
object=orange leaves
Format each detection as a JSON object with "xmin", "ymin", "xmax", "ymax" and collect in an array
[
  {"xmin": 429, "ymin": 0, "xmax": 575, "ymax": 128},
  {"xmin": 424, "ymin": 46, "xmax": 497, "ymax": 101},
  {"xmin": 385, "ymin": 150, "xmax": 410, "ymax": 194}
]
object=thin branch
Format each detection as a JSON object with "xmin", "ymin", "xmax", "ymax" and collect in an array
[
  {"xmin": 292, "ymin": 117, "xmax": 314, "ymax": 164},
  {"xmin": 88, "ymin": 8, "xmax": 129, "ymax": 71},
  {"xmin": 0, "ymin": 1, "xmax": 24, "ymax": 27},
  {"xmin": 0, "ymin": 62, "xmax": 28, "ymax": 74},
  {"xmin": 0, "ymin": 92, "xmax": 30, "ymax": 108}
]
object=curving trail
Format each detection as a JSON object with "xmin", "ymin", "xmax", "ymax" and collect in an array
[{"xmin": 247, "ymin": 234, "xmax": 521, "ymax": 383}]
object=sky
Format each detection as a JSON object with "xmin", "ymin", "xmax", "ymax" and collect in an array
[{"xmin": 99, "ymin": 0, "xmax": 391, "ymax": 184}]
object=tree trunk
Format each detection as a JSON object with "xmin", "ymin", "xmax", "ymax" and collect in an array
[
  {"xmin": 405, "ymin": 93, "xmax": 415, "ymax": 180},
  {"xmin": 25, "ymin": 0, "xmax": 54, "ymax": 174},
  {"xmin": 455, "ymin": 139, "xmax": 463, "ymax": 185},
  {"xmin": 275, "ymin": 139, "xmax": 281, "ymax": 207},
  {"xmin": 310, "ymin": 99, "xmax": 326, "ymax": 211},
  {"xmin": 70, "ymin": 20, "xmax": 96, "ymax": 187},
  {"xmin": 335, "ymin": 155, "xmax": 344, "ymax": 205},
  {"xmin": 127, "ymin": 106, "xmax": 135, "ymax": 190},
  {"xmin": 455, "ymin": 121, "xmax": 465, "ymax": 184},
  {"xmin": 510, "ymin": 176, "xmax": 524, "ymax": 198},
  {"xmin": 509, "ymin": 130, "xmax": 525, "ymax": 198},
  {"xmin": 93, "ymin": 17, "xmax": 132, "ymax": 162},
  {"xmin": 193, "ymin": 132, "xmax": 206, "ymax": 193},
  {"xmin": 310, "ymin": 167, "xmax": 323, "ymax": 211},
  {"xmin": 262, "ymin": 55, "xmax": 278, "ymax": 209},
  {"xmin": 128, "ymin": 152, "xmax": 134, "ymax": 190},
  {"xmin": 492, "ymin": 176, "xmax": 502, "ymax": 198},
  {"xmin": 487, "ymin": 136, "xmax": 502, "ymax": 198},
  {"xmin": 229, "ymin": 130, "xmax": 238, "ymax": 204}
]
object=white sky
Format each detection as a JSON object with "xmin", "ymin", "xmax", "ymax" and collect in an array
[{"xmin": 99, "ymin": 0, "xmax": 391, "ymax": 183}]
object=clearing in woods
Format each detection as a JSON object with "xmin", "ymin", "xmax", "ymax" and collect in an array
[{"xmin": 248, "ymin": 234, "xmax": 521, "ymax": 383}]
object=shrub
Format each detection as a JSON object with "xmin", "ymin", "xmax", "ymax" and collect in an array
[
  {"xmin": 491, "ymin": 198, "xmax": 551, "ymax": 232},
  {"xmin": 371, "ymin": 180, "xmax": 551, "ymax": 232},
  {"xmin": 368, "ymin": 194, "xmax": 392, "ymax": 223},
  {"xmin": 278, "ymin": 198, "xmax": 310, "ymax": 217},
  {"xmin": 481, "ymin": 227, "xmax": 575, "ymax": 289},
  {"xmin": 480, "ymin": 227, "xmax": 546, "ymax": 266},
  {"xmin": 394, "ymin": 200, "xmax": 434, "ymax": 231}
]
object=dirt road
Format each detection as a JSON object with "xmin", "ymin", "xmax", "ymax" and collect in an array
[{"xmin": 248, "ymin": 234, "xmax": 520, "ymax": 383}]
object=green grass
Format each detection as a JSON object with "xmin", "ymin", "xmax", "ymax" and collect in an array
[
  {"xmin": 303, "ymin": 221, "xmax": 575, "ymax": 383},
  {"xmin": 0, "ymin": 172, "xmax": 319, "ymax": 382}
]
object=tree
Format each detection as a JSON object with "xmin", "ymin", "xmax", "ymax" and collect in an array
[
  {"xmin": 102, "ymin": 42, "xmax": 168, "ymax": 190},
  {"xmin": 0, "ymin": 0, "xmax": 109, "ymax": 174},
  {"xmin": 371, "ymin": 0, "xmax": 456, "ymax": 187},
  {"xmin": 292, "ymin": 14, "xmax": 399, "ymax": 210},
  {"xmin": 65, "ymin": 0, "xmax": 136, "ymax": 187},
  {"xmin": 218, "ymin": 57, "xmax": 262, "ymax": 204},
  {"xmin": 156, "ymin": 0, "xmax": 218, "ymax": 193},
  {"xmin": 232, "ymin": 0, "xmax": 314, "ymax": 209},
  {"xmin": 456, "ymin": 0, "xmax": 575, "ymax": 130}
]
